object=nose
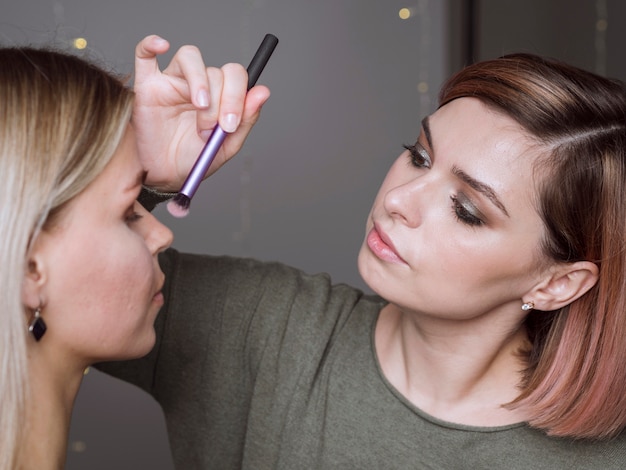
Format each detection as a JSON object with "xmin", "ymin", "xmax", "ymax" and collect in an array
[
  {"xmin": 383, "ymin": 175, "xmax": 427, "ymax": 228},
  {"xmin": 144, "ymin": 210, "xmax": 174, "ymax": 255}
]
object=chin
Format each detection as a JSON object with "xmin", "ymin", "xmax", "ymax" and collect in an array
[
  {"xmin": 357, "ymin": 250, "xmax": 379, "ymax": 296},
  {"xmin": 113, "ymin": 328, "xmax": 157, "ymax": 361},
  {"xmin": 131, "ymin": 330, "xmax": 157, "ymax": 358}
]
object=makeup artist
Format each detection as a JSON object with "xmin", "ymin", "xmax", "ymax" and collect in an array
[{"xmin": 100, "ymin": 38, "xmax": 626, "ymax": 468}]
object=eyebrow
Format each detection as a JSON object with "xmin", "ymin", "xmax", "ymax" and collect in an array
[
  {"xmin": 422, "ymin": 116, "xmax": 433, "ymax": 152},
  {"xmin": 452, "ymin": 166, "xmax": 510, "ymax": 217},
  {"xmin": 422, "ymin": 115, "xmax": 509, "ymax": 218}
]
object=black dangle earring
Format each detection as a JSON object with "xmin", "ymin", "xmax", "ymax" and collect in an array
[{"xmin": 28, "ymin": 306, "xmax": 47, "ymax": 341}]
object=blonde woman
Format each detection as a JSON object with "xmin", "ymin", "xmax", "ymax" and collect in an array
[{"xmin": 0, "ymin": 36, "xmax": 266, "ymax": 469}]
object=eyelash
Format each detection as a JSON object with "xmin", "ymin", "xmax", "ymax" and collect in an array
[
  {"xmin": 450, "ymin": 196, "xmax": 484, "ymax": 226},
  {"xmin": 403, "ymin": 143, "xmax": 430, "ymax": 168},
  {"xmin": 125, "ymin": 204, "xmax": 143, "ymax": 224},
  {"xmin": 403, "ymin": 143, "xmax": 484, "ymax": 227},
  {"xmin": 126, "ymin": 212, "xmax": 143, "ymax": 224}
]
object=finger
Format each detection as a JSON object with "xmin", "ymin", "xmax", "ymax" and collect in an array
[
  {"xmin": 220, "ymin": 85, "xmax": 271, "ymax": 158},
  {"xmin": 218, "ymin": 62, "xmax": 248, "ymax": 133},
  {"xmin": 163, "ymin": 44, "xmax": 211, "ymax": 109},
  {"xmin": 196, "ymin": 66, "xmax": 224, "ymax": 137},
  {"xmin": 134, "ymin": 35, "xmax": 170, "ymax": 83},
  {"xmin": 241, "ymin": 85, "xmax": 272, "ymax": 129}
]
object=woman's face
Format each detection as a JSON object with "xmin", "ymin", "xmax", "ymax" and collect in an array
[
  {"xmin": 32, "ymin": 125, "xmax": 173, "ymax": 364},
  {"xmin": 358, "ymin": 97, "xmax": 550, "ymax": 320}
]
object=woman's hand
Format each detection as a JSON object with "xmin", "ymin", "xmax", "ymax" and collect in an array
[{"xmin": 132, "ymin": 35, "xmax": 271, "ymax": 192}]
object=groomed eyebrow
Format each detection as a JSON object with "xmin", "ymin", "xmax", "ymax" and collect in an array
[
  {"xmin": 452, "ymin": 165, "xmax": 510, "ymax": 217},
  {"xmin": 422, "ymin": 116, "xmax": 433, "ymax": 151},
  {"xmin": 423, "ymin": 113, "xmax": 509, "ymax": 217},
  {"xmin": 423, "ymin": 114, "xmax": 509, "ymax": 218}
]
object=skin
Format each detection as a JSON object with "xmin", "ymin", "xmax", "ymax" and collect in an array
[
  {"xmin": 359, "ymin": 97, "xmax": 550, "ymax": 321},
  {"xmin": 358, "ymin": 97, "xmax": 555, "ymax": 426}
]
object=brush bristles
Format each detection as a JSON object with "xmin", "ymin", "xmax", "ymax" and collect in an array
[{"xmin": 166, "ymin": 193, "xmax": 191, "ymax": 218}]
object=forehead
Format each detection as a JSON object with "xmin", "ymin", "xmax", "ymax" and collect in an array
[
  {"xmin": 49, "ymin": 125, "xmax": 140, "ymax": 228},
  {"xmin": 429, "ymin": 97, "xmax": 542, "ymax": 206},
  {"xmin": 431, "ymin": 97, "xmax": 532, "ymax": 146},
  {"xmin": 430, "ymin": 98, "xmax": 538, "ymax": 165},
  {"xmin": 83, "ymin": 125, "xmax": 143, "ymax": 204},
  {"xmin": 101, "ymin": 125, "xmax": 142, "ymax": 185}
]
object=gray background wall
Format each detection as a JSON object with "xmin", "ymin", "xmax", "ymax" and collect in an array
[
  {"xmin": 2, "ymin": 0, "xmax": 625, "ymax": 468},
  {"xmin": 475, "ymin": 0, "xmax": 626, "ymax": 79}
]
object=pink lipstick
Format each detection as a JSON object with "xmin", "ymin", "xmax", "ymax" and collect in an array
[{"xmin": 366, "ymin": 225, "xmax": 406, "ymax": 264}]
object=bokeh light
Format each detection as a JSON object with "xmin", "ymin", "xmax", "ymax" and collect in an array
[{"xmin": 73, "ymin": 37, "xmax": 87, "ymax": 50}]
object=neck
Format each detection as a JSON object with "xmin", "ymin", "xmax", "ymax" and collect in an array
[
  {"xmin": 17, "ymin": 346, "xmax": 85, "ymax": 470},
  {"xmin": 375, "ymin": 303, "xmax": 530, "ymax": 427}
]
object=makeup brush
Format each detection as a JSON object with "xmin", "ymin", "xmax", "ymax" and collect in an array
[{"xmin": 167, "ymin": 33, "xmax": 279, "ymax": 218}]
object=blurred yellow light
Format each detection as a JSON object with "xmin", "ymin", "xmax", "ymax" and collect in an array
[
  {"xmin": 399, "ymin": 8, "xmax": 411, "ymax": 20},
  {"xmin": 417, "ymin": 82, "xmax": 429, "ymax": 93},
  {"xmin": 73, "ymin": 38, "xmax": 87, "ymax": 50}
]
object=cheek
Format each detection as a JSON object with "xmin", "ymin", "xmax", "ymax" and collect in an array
[
  {"xmin": 48, "ymin": 230, "xmax": 156, "ymax": 343},
  {"xmin": 94, "ymin": 239, "xmax": 155, "ymax": 317},
  {"xmin": 80, "ymin": 232, "xmax": 151, "ymax": 290},
  {"xmin": 430, "ymin": 227, "xmax": 543, "ymax": 302}
]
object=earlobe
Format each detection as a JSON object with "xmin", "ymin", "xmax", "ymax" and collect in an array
[{"xmin": 526, "ymin": 261, "xmax": 599, "ymax": 312}]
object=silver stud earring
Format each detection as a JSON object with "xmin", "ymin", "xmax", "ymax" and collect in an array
[
  {"xmin": 521, "ymin": 301, "xmax": 535, "ymax": 312},
  {"xmin": 28, "ymin": 306, "xmax": 47, "ymax": 341}
]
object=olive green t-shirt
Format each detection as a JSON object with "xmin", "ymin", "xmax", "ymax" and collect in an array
[{"xmin": 99, "ymin": 249, "xmax": 626, "ymax": 469}]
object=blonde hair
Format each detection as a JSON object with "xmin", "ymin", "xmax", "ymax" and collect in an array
[{"xmin": 0, "ymin": 47, "xmax": 133, "ymax": 469}]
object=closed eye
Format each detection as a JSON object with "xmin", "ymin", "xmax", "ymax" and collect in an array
[
  {"xmin": 403, "ymin": 142, "xmax": 431, "ymax": 168},
  {"xmin": 125, "ymin": 201, "xmax": 144, "ymax": 224},
  {"xmin": 450, "ymin": 194, "xmax": 485, "ymax": 226}
]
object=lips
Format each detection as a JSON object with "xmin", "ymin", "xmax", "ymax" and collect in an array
[
  {"xmin": 152, "ymin": 291, "xmax": 164, "ymax": 305},
  {"xmin": 153, "ymin": 274, "xmax": 165, "ymax": 304},
  {"xmin": 366, "ymin": 224, "xmax": 406, "ymax": 264}
]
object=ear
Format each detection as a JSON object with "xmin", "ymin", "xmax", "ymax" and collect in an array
[
  {"xmin": 21, "ymin": 250, "xmax": 48, "ymax": 310},
  {"xmin": 525, "ymin": 261, "xmax": 599, "ymax": 311}
]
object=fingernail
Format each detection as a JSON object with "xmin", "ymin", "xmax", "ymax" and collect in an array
[
  {"xmin": 197, "ymin": 90, "xmax": 209, "ymax": 108},
  {"xmin": 221, "ymin": 113, "xmax": 239, "ymax": 133},
  {"xmin": 152, "ymin": 36, "xmax": 168, "ymax": 46}
]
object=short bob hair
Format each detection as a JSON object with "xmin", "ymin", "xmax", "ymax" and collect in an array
[{"xmin": 439, "ymin": 53, "xmax": 626, "ymax": 440}]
